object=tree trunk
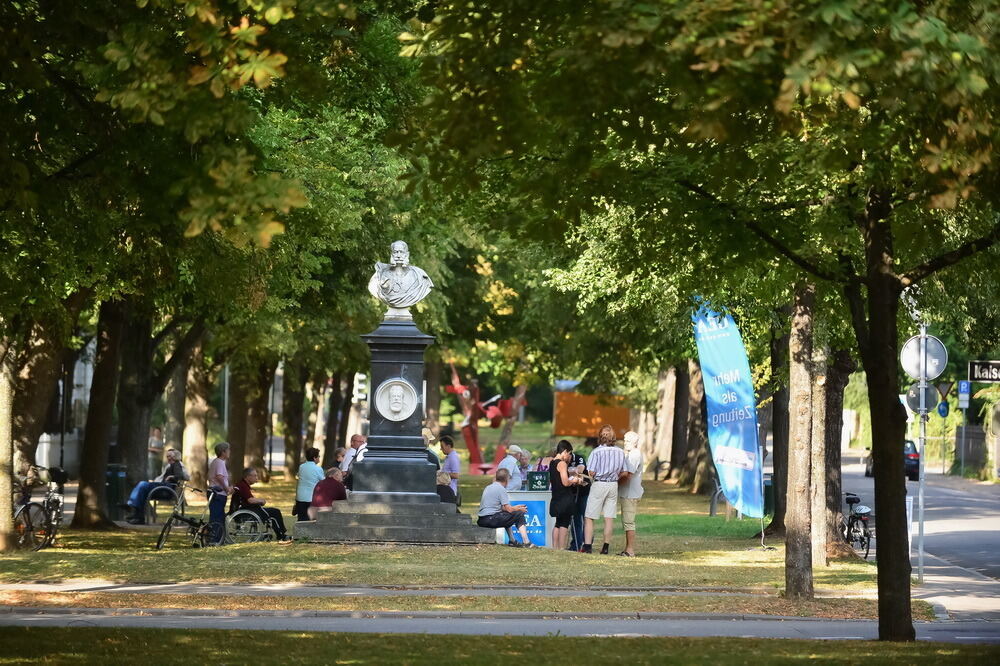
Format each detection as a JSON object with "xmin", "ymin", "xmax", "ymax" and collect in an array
[
  {"xmin": 767, "ymin": 314, "xmax": 791, "ymax": 534},
  {"xmin": 0, "ymin": 343, "xmax": 16, "ymax": 550},
  {"xmin": 785, "ymin": 283, "xmax": 814, "ymax": 599},
  {"xmin": 227, "ymin": 368, "xmax": 250, "ymax": 475},
  {"xmin": 323, "ymin": 372, "xmax": 344, "ymax": 463},
  {"xmin": 13, "ymin": 326, "xmax": 67, "ymax": 471},
  {"xmin": 164, "ymin": 350, "xmax": 189, "ymax": 453},
  {"xmin": 183, "ymin": 340, "xmax": 210, "ymax": 490},
  {"xmin": 308, "ymin": 373, "xmax": 328, "ymax": 451},
  {"xmin": 826, "ymin": 349, "xmax": 857, "ymax": 559},
  {"xmin": 282, "ymin": 361, "xmax": 307, "ymax": 477},
  {"xmin": 843, "ymin": 206, "xmax": 914, "ymax": 640},
  {"xmin": 652, "ymin": 367, "xmax": 676, "ymax": 471},
  {"xmin": 337, "ymin": 388, "xmax": 352, "ymax": 455},
  {"xmin": 498, "ymin": 383, "xmax": 529, "ymax": 449},
  {"xmin": 678, "ymin": 359, "xmax": 711, "ymax": 493},
  {"xmin": 72, "ymin": 301, "xmax": 124, "ymax": 529},
  {"xmin": 810, "ymin": 344, "xmax": 828, "ymax": 568},
  {"xmin": 244, "ymin": 361, "xmax": 275, "ymax": 481},
  {"xmin": 424, "ymin": 359, "xmax": 442, "ymax": 436},
  {"xmin": 669, "ymin": 362, "xmax": 690, "ymax": 478},
  {"xmin": 114, "ymin": 304, "xmax": 154, "ymax": 488}
]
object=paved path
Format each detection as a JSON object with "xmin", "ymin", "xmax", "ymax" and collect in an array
[{"xmin": 1, "ymin": 607, "xmax": 997, "ymax": 643}]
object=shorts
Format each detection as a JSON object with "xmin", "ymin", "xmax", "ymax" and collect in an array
[
  {"xmin": 584, "ymin": 481, "xmax": 619, "ymax": 520},
  {"xmin": 619, "ymin": 497, "xmax": 639, "ymax": 531}
]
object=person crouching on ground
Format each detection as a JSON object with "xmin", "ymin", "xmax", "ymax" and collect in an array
[
  {"xmin": 232, "ymin": 467, "xmax": 292, "ymax": 544},
  {"xmin": 477, "ymin": 468, "xmax": 535, "ymax": 547},
  {"xmin": 308, "ymin": 468, "xmax": 348, "ymax": 519},
  {"xmin": 293, "ymin": 447, "xmax": 324, "ymax": 522},
  {"xmin": 618, "ymin": 430, "xmax": 644, "ymax": 557},
  {"xmin": 582, "ymin": 424, "xmax": 626, "ymax": 554}
]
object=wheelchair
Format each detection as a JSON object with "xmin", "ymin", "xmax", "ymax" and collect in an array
[{"xmin": 225, "ymin": 505, "xmax": 283, "ymax": 544}]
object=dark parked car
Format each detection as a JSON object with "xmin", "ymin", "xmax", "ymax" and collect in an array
[{"xmin": 865, "ymin": 440, "xmax": 919, "ymax": 481}]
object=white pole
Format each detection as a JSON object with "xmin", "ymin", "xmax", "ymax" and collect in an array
[{"xmin": 917, "ymin": 323, "xmax": 927, "ymax": 583}]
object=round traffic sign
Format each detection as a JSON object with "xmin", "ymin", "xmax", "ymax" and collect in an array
[
  {"xmin": 900, "ymin": 335, "xmax": 948, "ymax": 381},
  {"xmin": 905, "ymin": 383, "xmax": 938, "ymax": 412},
  {"xmin": 937, "ymin": 401, "xmax": 949, "ymax": 418}
]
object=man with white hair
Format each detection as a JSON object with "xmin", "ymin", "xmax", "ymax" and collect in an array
[
  {"xmin": 497, "ymin": 445, "xmax": 526, "ymax": 491},
  {"xmin": 618, "ymin": 431, "xmax": 644, "ymax": 557}
]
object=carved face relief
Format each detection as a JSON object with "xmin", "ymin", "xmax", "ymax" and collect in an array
[{"xmin": 374, "ymin": 378, "xmax": 418, "ymax": 422}]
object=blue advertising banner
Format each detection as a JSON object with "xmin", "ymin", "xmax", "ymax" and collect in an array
[
  {"xmin": 692, "ymin": 307, "xmax": 764, "ymax": 518},
  {"xmin": 498, "ymin": 495, "xmax": 551, "ymax": 546}
]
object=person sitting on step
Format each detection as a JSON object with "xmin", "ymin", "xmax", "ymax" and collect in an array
[{"xmin": 476, "ymin": 468, "xmax": 534, "ymax": 547}]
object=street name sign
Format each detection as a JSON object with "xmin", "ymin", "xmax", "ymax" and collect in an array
[{"xmin": 969, "ymin": 360, "xmax": 1000, "ymax": 383}]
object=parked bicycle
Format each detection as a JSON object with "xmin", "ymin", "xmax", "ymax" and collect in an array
[
  {"xmin": 155, "ymin": 482, "xmax": 219, "ymax": 550},
  {"xmin": 841, "ymin": 491, "xmax": 873, "ymax": 559},
  {"xmin": 12, "ymin": 465, "xmax": 67, "ymax": 551}
]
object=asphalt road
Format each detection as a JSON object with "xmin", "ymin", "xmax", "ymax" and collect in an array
[{"xmin": 840, "ymin": 455, "xmax": 1000, "ymax": 580}]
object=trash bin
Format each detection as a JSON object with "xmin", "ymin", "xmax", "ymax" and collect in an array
[
  {"xmin": 106, "ymin": 463, "xmax": 128, "ymax": 521},
  {"xmin": 763, "ymin": 475, "xmax": 774, "ymax": 517}
]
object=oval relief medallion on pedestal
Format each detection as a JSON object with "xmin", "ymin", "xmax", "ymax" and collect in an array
[{"xmin": 373, "ymin": 378, "xmax": 419, "ymax": 422}]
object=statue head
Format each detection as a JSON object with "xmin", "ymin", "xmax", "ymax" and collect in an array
[
  {"xmin": 390, "ymin": 241, "xmax": 410, "ymax": 267},
  {"xmin": 388, "ymin": 384, "xmax": 404, "ymax": 413}
]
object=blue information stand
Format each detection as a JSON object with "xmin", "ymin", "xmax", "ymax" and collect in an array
[{"xmin": 495, "ymin": 490, "xmax": 553, "ymax": 547}]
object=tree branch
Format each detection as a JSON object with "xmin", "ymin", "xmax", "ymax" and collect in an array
[
  {"xmin": 900, "ymin": 218, "xmax": 1000, "ymax": 286},
  {"xmin": 148, "ymin": 319, "xmax": 205, "ymax": 399},
  {"xmin": 676, "ymin": 179, "xmax": 847, "ymax": 283},
  {"xmin": 839, "ymin": 254, "xmax": 871, "ymax": 361},
  {"xmin": 151, "ymin": 318, "xmax": 184, "ymax": 350}
]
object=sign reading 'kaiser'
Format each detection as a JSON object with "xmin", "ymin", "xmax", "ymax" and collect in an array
[{"xmin": 968, "ymin": 361, "xmax": 1000, "ymax": 383}]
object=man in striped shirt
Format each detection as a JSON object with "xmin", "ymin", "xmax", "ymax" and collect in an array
[{"xmin": 582, "ymin": 424, "xmax": 627, "ymax": 554}]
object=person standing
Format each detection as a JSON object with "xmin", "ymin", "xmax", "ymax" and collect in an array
[
  {"xmin": 207, "ymin": 442, "xmax": 232, "ymax": 545},
  {"xmin": 440, "ymin": 435, "xmax": 461, "ymax": 496},
  {"xmin": 341, "ymin": 434, "xmax": 366, "ymax": 490},
  {"xmin": 498, "ymin": 445, "xmax": 525, "ymax": 491},
  {"xmin": 548, "ymin": 440, "xmax": 578, "ymax": 550},
  {"xmin": 294, "ymin": 447, "xmax": 325, "ymax": 521},
  {"xmin": 618, "ymin": 431, "xmax": 644, "ymax": 557},
  {"xmin": 567, "ymin": 441, "xmax": 589, "ymax": 551},
  {"xmin": 147, "ymin": 427, "xmax": 164, "ymax": 479},
  {"xmin": 582, "ymin": 424, "xmax": 626, "ymax": 554}
]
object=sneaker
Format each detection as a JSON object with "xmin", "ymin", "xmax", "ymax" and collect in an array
[
  {"xmin": 600, "ymin": 543, "xmax": 610, "ymax": 555},
  {"xmin": 127, "ymin": 517, "xmax": 145, "ymax": 525},
  {"xmin": 508, "ymin": 541, "xmax": 524, "ymax": 548}
]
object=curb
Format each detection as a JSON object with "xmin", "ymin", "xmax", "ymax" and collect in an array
[{"xmin": 0, "ymin": 605, "xmax": 876, "ymax": 623}]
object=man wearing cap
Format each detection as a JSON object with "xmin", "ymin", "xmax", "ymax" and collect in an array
[{"xmin": 498, "ymin": 445, "xmax": 525, "ymax": 491}]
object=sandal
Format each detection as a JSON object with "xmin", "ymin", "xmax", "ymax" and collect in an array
[{"xmin": 618, "ymin": 551, "xmax": 635, "ymax": 557}]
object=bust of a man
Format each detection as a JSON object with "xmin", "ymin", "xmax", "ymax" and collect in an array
[{"xmin": 368, "ymin": 240, "xmax": 433, "ymax": 312}]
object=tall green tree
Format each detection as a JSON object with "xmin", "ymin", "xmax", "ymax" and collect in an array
[{"xmin": 406, "ymin": 0, "xmax": 1000, "ymax": 641}]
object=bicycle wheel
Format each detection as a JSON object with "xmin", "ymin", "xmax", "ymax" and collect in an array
[
  {"xmin": 196, "ymin": 521, "xmax": 222, "ymax": 548},
  {"xmin": 12, "ymin": 505, "xmax": 37, "ymax": 549},
  {"xmin": 858, "ymin": 525, "xmax": 872, "ymax": 560},
  {"xmin": 226, "ymin": 509, "xmax": 266, "ymax": 544},
  {"xmin": 19, "ymin": 503, "xmax": 50, "ymax": 551},
  {"xmin": 155, "ymin": 516, "xmax": 175, "ymax": 550}
]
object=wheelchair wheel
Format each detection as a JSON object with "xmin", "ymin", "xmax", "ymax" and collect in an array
[
  {"xmin": 146, "ymin": 486, "xmax": 180, "ymax": 525},
  {"xmin": 155, "ymin": 517, "xmax": 174, "ymax": 550},
  {"xmin": 226, "ymin": 509, "xmax": 266, "ymax": 544}
]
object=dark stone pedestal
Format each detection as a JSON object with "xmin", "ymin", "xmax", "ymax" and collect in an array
[
  {"xmin": 293, "ymin": 501, "xmax": 494, "ymax": 545},
  {"xmin": 350, "ymin": 317, "xmax": 438, "ymax": 502}
]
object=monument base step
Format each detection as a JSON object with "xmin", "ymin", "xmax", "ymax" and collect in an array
[{"xmin": 293, "ymin": 502, "xmax": 493, "ymax": 545}]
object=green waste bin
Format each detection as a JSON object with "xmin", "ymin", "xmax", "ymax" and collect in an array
[
  {"xmin": 106, "ymin": 464, "xmax": 128, "ymax": 521},
  {"xmin": 763, "ymin": 475, "xmax": 774, "ymax": 517}
]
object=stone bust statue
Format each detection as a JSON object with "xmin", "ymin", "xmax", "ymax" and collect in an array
[{"xmin": 368, "ymin": 240, "xmax": 433, "ymax": 313}]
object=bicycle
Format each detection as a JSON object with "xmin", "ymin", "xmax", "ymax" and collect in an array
[
  {"xmin": 12, "ymin": 465, "xmax": 67, "ymax": 551},
  {"xmin": 841, "ymin": 491, "xmax": 872, "ymax": 559},
  {"xmin": 154, "ymin": 482, "xmax": 219, "ymax": 550}
]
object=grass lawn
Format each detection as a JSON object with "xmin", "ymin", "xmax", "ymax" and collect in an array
[
  {"xmin": 0, "ymin": 591, "xmax": 936, "ymax": 620},
  {"xmin": 0, "ymin": 474, "xmax": 878, "ymax": 592},
  {"xmin": 0, "ymin": 629, "xmax": 995, "ymax": 665}
]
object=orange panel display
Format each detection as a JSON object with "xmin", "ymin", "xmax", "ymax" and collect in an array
[{"xmin": 553, "ymin": 392, "xmax": 630, "ymax": 438}]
